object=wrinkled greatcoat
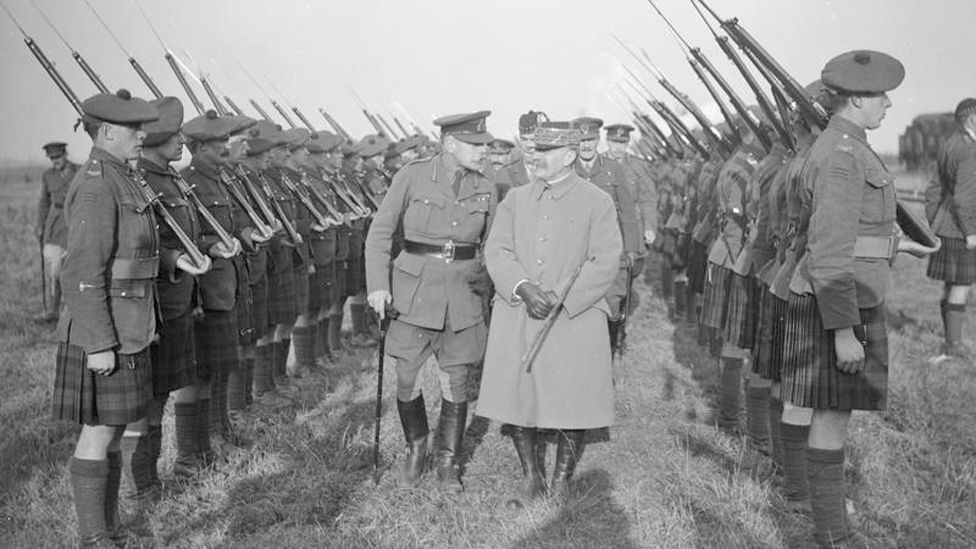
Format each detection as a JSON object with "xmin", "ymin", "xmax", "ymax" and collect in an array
[{"xmin": 477, "ymin": 172, "xmax": 622, "ymax": 429}]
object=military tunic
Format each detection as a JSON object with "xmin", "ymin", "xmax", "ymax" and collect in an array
[
  {"xmin": 782, "ymin": 117, "xmax": 898, "ymax": 411},
  {"xmin": 365, "ymin": 154, "xmax": 496, "ymax": 368},
  {"xmin": 926, "ymin": 130, "xmax": 976, "ymax": 283},
  {"xmin": 261, "ymin": 167, "xmax": 300, "ymax": 324},
  {"xmin": 477, "ymin": 173, "xmax": 622, "ymax": 428},
  {"xmin": 38, "ymin": 161, "xmax": 80, "ymax": 247},
  {"xmin": 53, "ymin": 148, "xmax": 159, "ymax": 425},
  {"xmin": 492, "ymin": 157, "xmax": 533, "ymax": 202}
]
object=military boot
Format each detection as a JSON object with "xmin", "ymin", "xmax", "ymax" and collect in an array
[
  {"xmin": 549, "ymin": 429, "xmax": 585, "ymax": 500},
  {"xmin": 435, "ymin": 400, "xmax": 467, "ymax": 493},
  {"xmin": 396, "ymin": 396, "xmax": 429, "ymax": 488},
  {"xmin": 506, "ymin": 426, "xmax": 547, "ymax": 509}
]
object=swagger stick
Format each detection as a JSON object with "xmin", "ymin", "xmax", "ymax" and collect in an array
[{"xmin": 521, "ymin": 259, "xmax": 591, "ymax": 373}]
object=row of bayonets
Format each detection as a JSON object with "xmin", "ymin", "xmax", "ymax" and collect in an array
[{"xmin": 0, "ymin": 0, "xmax": 413, "ymax": 269}]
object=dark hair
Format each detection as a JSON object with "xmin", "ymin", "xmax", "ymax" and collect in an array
[
  {"xmin": 83, "ymin": 118, "xmax": 103, "ymax": 141},
  {"xmin": 821, "ymin": 90, "xmax": 851, "ymax": 116}
]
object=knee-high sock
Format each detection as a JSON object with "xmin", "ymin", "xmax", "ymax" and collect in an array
[
  {"xmin": 104, "ymin": 451, "xmax": 122, "ymax": 532},
  {"xmin": 120, "ymin": 434, "xmax": 153, "ymax": 498},
  {"xmin": 768, "ymin": 398, "xmax": 784, "ymax": 471},
  {"xmin": 745, "ymin": 383, "xmax": 770, "ymax": 448},
  {"xmin": 808, "ymin": 447, "xmax": 850, "ymax": 545},
  {"xmin": 174, "ymin": 402, "xmax": 198, "ymax": 463},
  {"xmin": 781, "ymin": 423, "xmax": 810, "ymax": 502},
  {"xmin": 717, "ymin": 357, "xmax": 743, "ymax": 429},
  {"xmin": 70, "ymin": 457, "xmax": 109, "ymax": 541},
  {"xmin": 946, "ymin": 303, "xmax": 966, "ymax": 346},
  {"xmin": 197, "ymin": 398, "xmax": 212, "ymax": 456}
]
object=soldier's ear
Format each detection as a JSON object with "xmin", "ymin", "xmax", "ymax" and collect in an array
[{"xmin": 442, "ymin": 134, "xmax": 457, "ymax": 153}]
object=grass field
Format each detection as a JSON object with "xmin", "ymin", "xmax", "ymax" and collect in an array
[{"xmin": 0, "ymin": 167, "xmax": 974, "ymax": 548}]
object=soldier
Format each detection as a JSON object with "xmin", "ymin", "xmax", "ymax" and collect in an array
[
  {"xmin": 604, "ymin": 124, "xmax": 658, "ymax": 250},
  {"xmin": 571, "ymin": 117, "xmax": 642, "ymax": 335},
  {"xmin": 492, "ymin": 111, "xmax": 547, "ymax": 201},
  {"xmin": 926, "ymin": 98, "xmax": 976, "ymax": 362},
  {"xmin": 365, "ymin": 111, "xmax": 497, "ymax": 491},
  {"xmin": 780, "ymin": 51, "xmax": 937, "ymax": 547},
  {"xmin": 52, "ymin": 89, "xmax": 159, "ymax": 547},
  {"xmin": 119, "ymin": 98, "xmax": 211, "ymax": 503},
  {"xmin": 181, "ymin": 111, "xmax": 258, "ymax": 458},
  {"xmin": 488, "ymin": 138, "xmax": 515, "ymax": 170},
  {"xmin": 477, "ymin": 120, "xmax": 622, "ymax": 506},
  {"xmin": 35, "ymin": 140, "xmax": 80, "ymax": 323}
]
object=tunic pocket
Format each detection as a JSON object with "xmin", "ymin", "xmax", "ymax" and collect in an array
[
  {"xmin": 864, "ymin": 169, "xmax": 896, "ymax": 223},
  {"xmin": 391, "ymin": 252, "xmax": 426, "ymax": 316},
  {"xmin": 405, "ymin": 194, "xmax": 447, "ymax": 232}
]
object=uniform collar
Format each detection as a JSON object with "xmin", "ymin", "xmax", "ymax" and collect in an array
[
  {"xmin": 827, "ymin": 116, "xmax": 867, "ymax": 144},
  {"xmin": 189, "ymin": 156, "xmax": 220, "ymax": 180},
  {"xmin": 138, "ymin": 156, "xmax": 171, "ymax": 176},
  {"xmin": 533, "ymin": 171, "xmax": 578, "ymax": 201},
  {"xmin": 90, "ymin": 146, "xmax": 128, "ymax": 170}
]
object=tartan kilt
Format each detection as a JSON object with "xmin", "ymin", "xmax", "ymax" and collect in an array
[
  {"xmin": 700, "ymin": 264, "xmax": 732, "ymax": 330},
  {"xmin": 250, "ymin": 277, "xmax": 270, "ymax": 340},
  {"xmin": 687, "ymin": 240, "xmax": 709, "ymax": 293},
  {"xmin": 752, "ymin": 285, "xmax": 787, "ymax": 381},
  {"xmin": 236, "ymin": 291, "xmax": 254, "ymax": 347},
  {"xmin": 309, "ymin": 262, "xmax": 335, "ymax": 312},
  {"xmin": 194, "ymin": 310, "xmax": 241, "ymax": 379},
  {"xmin": 780, "ymin": 293, "xmax": 888, "ymax": 411},
  {"xmin": 268, "ymin": 266, "xmax": 297, "ymax": 325},
  {"xmin": 332, "ymin": 260, "xmax": 349, "ymax": 305},
  {"xmin": 52, "ymin": 344, "xmax": 153, "ymax": 426},
  {"xmin": 150, "ymin": 310, "xmax": 195, "ymax": 396},
  {"xmin": 927, "ymin": 236, "xmax": 976, "ymax": 285},
  {"xmin": 294, "ymin": 265, "xmax": 310, "ymax": 317},
  {"xmin": 723, "ymin": 273, "xmax": 759, "ymax": 350},
  {"xmin": 345, "ymin": 255, "xmax": 366, "ymax": 297}
]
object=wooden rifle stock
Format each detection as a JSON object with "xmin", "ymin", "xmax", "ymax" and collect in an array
[
  {"xmin": 171, "ymin": 171, "xmax": 238, "ymax": 252},
  {"xmin": 217, "ymin": 167, "xmax": 274, "ymax": 239}
]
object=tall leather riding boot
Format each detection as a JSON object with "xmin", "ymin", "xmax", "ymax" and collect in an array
[
  {"xmin": 435, "ymin": 399, "xmax": 467, "ymax": 492},
  {"xmin": 396, "ymin": 396, "xmax": 429, "ymax": 488},
  {"xmin": 506, "ymin": 426, "xmax": 546, "ymax": 508},
  {"xmin": 550, "ymin": 429, "xmax": 585, "ymax": 499}
]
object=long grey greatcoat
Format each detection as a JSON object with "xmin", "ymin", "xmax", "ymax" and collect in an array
[{"xmin": 477, "ymin": 172, "xmax": 622, "ymax": 429}]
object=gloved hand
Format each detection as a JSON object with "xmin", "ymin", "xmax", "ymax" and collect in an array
[{"xmin": 516, "ymin": 282, "xmax": 557, "ymax": 320}]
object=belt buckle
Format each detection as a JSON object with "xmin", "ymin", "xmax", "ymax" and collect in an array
[{"xmin": 443, "ymin": 240, "xmax": 456, "ymax": 264}]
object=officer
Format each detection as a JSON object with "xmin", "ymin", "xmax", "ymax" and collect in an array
[
  {"xmin": 120, "ymin": 98, "xmax": 210, "ymax": 507},
  {"xmin": 780, "ymin": 51, "xmax": 937, "ymax": 547},
  {"xmin": 181, "ymin": 111, "xmax": 257, "ymax": 458},
  {"xmin": 365, "ymin": 111, "xmax": 497, "ymax": 491},
  {"xmin": 572, "ymin": 117, "xmax": 642, "ymax": 335},
  {"xmin": 488, "ymin": 138, "xmax": 515, "ymax": 170},
  {"xmin": 492, "ymin": 111, "xmax": 547, "ymax": 201},
  {"xmin": 52, "ymin": 89, "xmax": 158, "ymax": 547},
  {"xmin": 926, "ymin": 98, "xmax": 976, "ymax": 362},
  {"xmin": 35, "ymin": 140, "xmax": 80, "ymax": 323},
  {"xmin": 477, "ymin": 120, "xmax": 622, "ymax": 506},
  {"xmin": 604, "ymin": 123, "xmax": 658, "ymax": 249}
]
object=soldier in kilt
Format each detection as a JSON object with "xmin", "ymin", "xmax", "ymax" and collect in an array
[
  {"xmin": 779, "ymin": 52, "xmax": 938, "ymax": 547},
  {"xmin": 325, "ymin": 142, "xmax": 355, "ymax": 357},
  {"xmin": 688, "ymin": 154, "xmax": 723, "ymax": 349},
  {"xmin": 52, "ymin": 89, "xmax": 160, "ymax": 547},
  {"xmin": 925, "ymin": 98, "xmax": 976, "ymax": 362},
  {"xmin": 122, "ymin": 98, "xmax": 211, "ymax": 506},
  {"xmin": 181, "ymin": 112, "xmax": 259, "ymax": 458}
]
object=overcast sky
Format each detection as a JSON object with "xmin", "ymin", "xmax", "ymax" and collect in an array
[{"xmin": 1, "ymin": 0, "xmax": 972, "ymax": 165}]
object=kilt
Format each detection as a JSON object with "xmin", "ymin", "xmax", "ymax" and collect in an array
[
  {"xmin": 236, "ymin": 289, "xmax": 254, "ymax": 347},
  {"xmin": 723, "ymin": 273, "xmax": 759, "ymax": 350},
  {"xmin": 250, "ymin": 276, "xmax": 270, "ymax": 339},
  {"xmin": 268, "ymin": 266, "xmax": 297, "ymax": 325},
  {"xmin": 294, "ymin": 265, "xmax": 310, "ymax": 317},
  {"xmin": 52, "ymin": 343, "xmax": 153, "ymax": 426},
  {"xmin": 309, "ymin": 262, "xmax": 335, "ymax": 312},
  {"xmin": 700, "ymin": 263, "xmax": 732, "ymax": 330},
  {"xmin": 781, "ymin": 293, "xmax": 888, "ymax": 411},
  {"xmin": 752, "ymin": 286, "xmax": 787, "ymax": 381},
  {"xmin": 927, "ymin": 236, "xmax": 976, "ymax": 285},
  {"xmin": 194, "ymin": 310, "xmax": 241, "ymax": 379},
  {"xmin": 687, "ymin": 240, "xmax": 709, "ymax": 293},
  {"xmin": 345, "ymin": 255, "xmax": 366, "ymax": 297},
  {"xmin": 332, "ymin": 260, "xmax": 349, "ymax": 306},
  {"xmin": 150, "ymin": 310, "xmax": 195, "ymax": 396}
]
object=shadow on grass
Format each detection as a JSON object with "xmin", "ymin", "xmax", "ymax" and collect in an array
[{"xmin": 513, "ymin": 469, "xmax": 639, "ymax": 549}]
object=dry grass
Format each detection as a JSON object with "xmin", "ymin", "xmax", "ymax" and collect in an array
[{"xmin": 0, "ymin": 167, "xmax": 974, "ymax": 548}]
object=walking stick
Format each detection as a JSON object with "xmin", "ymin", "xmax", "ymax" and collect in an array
[
  {"xmin": 521, "ymin": 258, "xmax": 592, "ymax": 373},
  {"xmin": 373, "ymin": 306, "xmax": 399, "ymax": 485}
]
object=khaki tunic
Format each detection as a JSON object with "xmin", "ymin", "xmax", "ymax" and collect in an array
[
  {"xmin": 37, "ymin": 162, "xmax": 80, "ymax": 247},
  {"xmin": 477, "ymin": 173, "xmax": 622, "ymax": 429}
]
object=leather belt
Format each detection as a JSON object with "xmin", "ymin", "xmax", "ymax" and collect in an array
[
  {"xmin": 110, "ymin": 254, "xmax": 160, "ymax": 280},
  {"xmin": 853, "ymin": 235, "xmax": 897, "ymax": 259},
  {"xmin": 403, "ymin": 239, "xmax": 478, "ymax": 263}
]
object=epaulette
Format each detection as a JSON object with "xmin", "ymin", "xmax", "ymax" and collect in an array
[
  {"xmin": 85, "ymin": 159, "xmax": 102, "ymax": 177},
  {"xmin": 835, "ymin": 134, "xmax": 855, "ymax": 154}
]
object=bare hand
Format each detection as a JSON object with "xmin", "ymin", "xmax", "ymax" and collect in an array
[
  {"xmin": 644, "ymin": 229, "xmax": 656, "ymax": 246},
  {"xmin": 251, "ymin": 227, "xmax": 272, "ymax": 244},
  {"xmin": 368, "ymin": 290, "xmax": 393, "ymax": 319},
  {"xmin": 898, "ymin": 238, "xmax": 942, "ymax": 258},
  {"xmin": 967, "ymin": 234, "xmax": 976, "ymax": 250},
  {"xmin": 833, "ymin": 328, "xmax": 865, "ymax": 374},
  {"xmin": 209, "ymin": 238, "xmax": 241, "ymax": 259},
  {"xmin": 516, "ymin": 282, "xmax": 556, "ymax": 320},
  {"xmin": 86, "ymin": 350, "xmax": 117, "ymax": 377},
  {"xmin": 176, "ymin": 253, "xmax": 212, "ymax": 276},
  {"xmin": 311, "ymin": 222, "xmax": 329, "ymax": 233}
]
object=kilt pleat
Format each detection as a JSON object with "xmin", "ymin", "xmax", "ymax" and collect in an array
[
  {"xmin": 268, "ymin": 267, "xmax": 297, "ymax": 325},
  {"xmin": 150, "ymin": 310, "xmax": 194, "ymax": 396},
  {"xmin": 332, "ymin": 260, "xmax": 349, "ymax": 304},
  {"xmin": 752, "ymin": 286, "xmax": 786, "ymax": 381},
  {"xmin": 927, "ymin": 236, "xmax": 976, "ymax": 285},
  {"xmin": 687, "ymin": 240, "xmax": 709, "ymax": 293},
  {"xmin": 309, "ymin": 262, "xmax": 336, "ymax": 312},
  {"xmin": 700, "ymin": 264, "xmax": 731, "ymax": 330},
  {"xmin": 194, "ymin": 310, "xmax": 240, "ymax": 379},
  {"xmin": 250, "ymin": 277, "xmax": 269, "ymax": 339},
  {"xmin": 780, "ymin": 293, "xmax": 888, "ymax": 411},
  {"xmin": 723, "ymin": 273, "xmax": 758, "ymax": 349},
  {"xmin": 52, "ymin": 343, "xmax": 153, "ymax": 426},
  {"xmin": 294, "ymin": 265, "xmax": 310, "ymax": 317}
]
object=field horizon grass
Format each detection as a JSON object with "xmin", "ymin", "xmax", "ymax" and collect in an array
[{"xmin": 1, "ymin": 166, "xmax": 974, "ymax": 548}]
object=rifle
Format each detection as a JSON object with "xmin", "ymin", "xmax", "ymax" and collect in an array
[
  {"xmin": 1, "ymin": 1, "xmax": 211, "ymax": 270},
  {"xmin": 320, "ymin": 108, "xmax": 354, "ymax": 142},
  {"xmin": 234, "ymin": 165, "xmax": 285, "ymax": 233},
  {"xmin": 621, "ymin": 75, "xmax": 711, "ymax": 158},
  {"xmin": 83, "ymin": 0, "xmax": 163, "ymax": 99},
  {"xmin": 297, "ymin": 172, "xmax": 345, "ymax": 225},
  {"xmin": 257, "ymin": 172, "xmax": 303, "ymax": 245},
  {"xmin": 216, "ymin": 167, "xmax": 275, "ymax": 239},
  {"xmin": 521, "ymin": 259, "xmax": 591, "ymax": 373},
  {"xmin": 279, "ymin": 170, "xmax": 335, "ymax": 229},
  {"xmin": 171, "ymin": 171, "xmax": 239, "ymax": 253}
]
